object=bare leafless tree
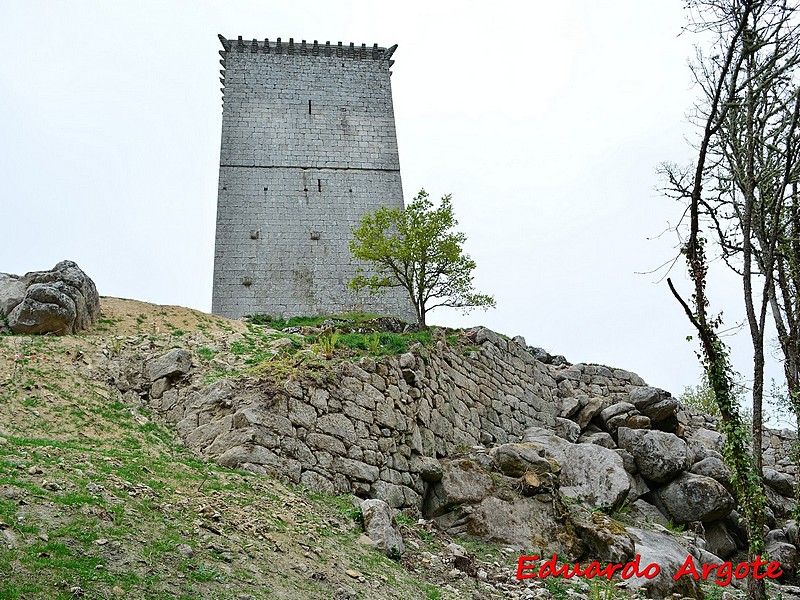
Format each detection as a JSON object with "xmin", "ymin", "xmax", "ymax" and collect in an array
[{"xmin": 661, "ymin": 2, "xmax": 800, "ymax": 597}]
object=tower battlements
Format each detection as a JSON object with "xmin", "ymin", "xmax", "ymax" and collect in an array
[
  {"xmin": 211, "ymin": 34, "xmax": 414, "ymax": 321},
  {"xmin": 218, "ymin": 35, "xmax": 397, "ymax": 63}
]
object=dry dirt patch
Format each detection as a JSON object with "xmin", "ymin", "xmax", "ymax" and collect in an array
[{"xmin": 88, "ymin": 297, "xmax": 247, "ymax": 337}]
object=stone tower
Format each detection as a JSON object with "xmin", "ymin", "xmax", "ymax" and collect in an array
[{"xmin": 212, "ymin": 35, "xmax": 414, "ymax": 321}]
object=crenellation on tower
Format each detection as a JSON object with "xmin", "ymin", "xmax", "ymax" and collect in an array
[
  {"xmin": 217, "ymin": 35, "xmax": 395, "ymax": 62},
  {"xmin": 211, "ymin": 34, "xmax": 415, "ymax": 321}
]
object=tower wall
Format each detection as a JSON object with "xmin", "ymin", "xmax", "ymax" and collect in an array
[{"xmin": 212, "ymin": 37, "xmax": 415, "ymax": 321}]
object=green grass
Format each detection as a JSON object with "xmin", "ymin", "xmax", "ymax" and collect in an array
[
  {"xmin": 455, "ymin": 538, "xmax": 500, "ymax": 560},
  {"xmin": 0, "ymin": 430, "xmax": 249, "ymax": 597},
  {"xmin": 395, "ymin": 513, "xmax": 416, "ymax": 526},
  {"xmin": 204, "ymin": 317, "xmax": 438, "ymax": 385},
  {"xmin": 338, "ymin": 330, "xmax": 431, "ymax": 355},
  {"xmin": 421, "ymin": 583, "xmax": 443, "ymax": 599},
  {"xmin": 245, "ymin": 312, "xmax": 383, "ymax": 330},
  {"xmin": 0, "ymin": 319, "xmax": 537, "ymax": 599},
  {"xmin": 666, "ymin": 520, "xmax": 686, "ymax": 533},
  {"xmin": 544, "ymin": 578, "xmax": 570, "ymax": 600}
]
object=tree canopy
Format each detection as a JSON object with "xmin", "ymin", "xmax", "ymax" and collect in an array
[{"xmin": 348, "ymin": 190, "xmax": 495, "ymax": 327}]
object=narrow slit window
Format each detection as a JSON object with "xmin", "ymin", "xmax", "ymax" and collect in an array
[
  {"xmin": 317, "ymin": 179, "xmax": 322, "ymax": 192},
  {"xmin": 308, "ymin": 99, "xmax": 312, "ymax": 114}
]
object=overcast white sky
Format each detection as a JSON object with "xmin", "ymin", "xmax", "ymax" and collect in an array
[{"xmin": 1, "ymin": 1, "xmax": 782, "ymax": 408}]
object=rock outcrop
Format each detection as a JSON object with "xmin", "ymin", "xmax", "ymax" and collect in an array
[{"xmin": 1, "ymin": 261, "xmax": 99, "ymax": 335}]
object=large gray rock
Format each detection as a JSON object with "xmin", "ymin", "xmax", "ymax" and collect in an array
[
  {"xmin": 436, "ymin": 495, "xmax": 583, "ymax": 559},
  {"xmin": 575, "ymin": 397, "xmax": 604, "ymax": 429},
  {"xmin": 560, "ymin": 443, "xmax": 630, "ymax": 511},
  {"xmin": 0, "ymin": 273, "xmax": 26, "ymax": 316},
  {"xmin": 629, "ymin": 386, "xmax": 678, "ymax": 423},
  {"xmin": 522, "ymin": 427, "xmax": 629, "ymax": 511},
  {"xmin": 631, "ymin": 499, "xmax": 669, "ymax": 527},
  {"xmin": 580, "ymin": 431, "xmax": 616, "ymax": 449},
  {"xmin": 765, "ymin": 467, "xmax": 795, "ymax": 498},
  {"xmin": 599, "ymin": 402, "xmax": 637, "ymax": 433},
  {"xmin": 685, "ymin": 427, "xmax": 726, "ymax": 463},
  {"xmin": 568, "ymin": 504, "xmax": 634, "ymax": 563},
  {"xmin": 703, "ymin": 520, "xmax": 737, "ymax": 559},
  {"xmin": 617, "ymin": 427, "xmax": 688, "ymax": 483},
  {"xmin": 422, "ymin": 459, "xmax": 494, "ymax": 517},
  {"xmin": 553, "ymin": 417, "xmax": 580, "ymax": 442},
  {"xmin": 766, "ymin": 537, "xmax": 798, "ymax": 578},
  {"xmin": 625, "ymin": 527, "xmax": 701, "ymax": 599},
  {"xmin": 491, "ymin": 443, "xmax": 557, "ymax": 478},
  {"xmin": 599, "ymin": 401, "xmax": 636, "ymax": 424},
  {"xmin": 409, "ymin": 455, "xmax": 443, "ymax": 482},
  {"xmin": 657, "ymin": 472, "xmax": 735, "ymax": 524},
  {"xmin": 361, "ymin": 499, "xmax": 405, "ymax": 556},
  {"xmin": 786, "ymin": 520, "xmax": 800, "ymax": 548},
  {"xmin": 3, "ymin": 261, "xmax": 99, "ymax": 335},
  {"xmin": 146, "ymin": 348, "xmax": 192, "ymax": 382},
  {"xmin": 689, "ymin": 456, "xmax": 732, "ymax": 492}
]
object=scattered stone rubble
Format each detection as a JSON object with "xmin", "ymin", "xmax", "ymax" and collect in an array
[{"xmin": 106, "ymin": 325, "xmax": 800, "ymax": 599}]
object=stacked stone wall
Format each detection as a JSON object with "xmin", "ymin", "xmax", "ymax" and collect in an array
[
  {"xmin": 130, "ymin": 329, "xmax": 565, "ymax": 508},
  {"xmin": 115, "ymin": 327, "xmax": 797, "ymax": 513},
  {"xmin": 107, "ymin": 326, "xmax": 800, "ymax": 597},
  {"xmin": 764, "ymin": 427, "xmax": 798, "ymax": 475}
]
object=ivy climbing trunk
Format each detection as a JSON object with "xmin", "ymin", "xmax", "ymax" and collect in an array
[{"xmin": 663, "ymin": 2, "xmax": 775, "ymax": 598}]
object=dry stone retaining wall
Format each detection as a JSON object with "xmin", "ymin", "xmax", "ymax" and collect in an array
[{"xmin": 119, "ymin": 327, "xmax": 659, "ymax": 510}]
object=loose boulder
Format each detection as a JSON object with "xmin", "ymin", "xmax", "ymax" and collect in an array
[
  {"xmin": 522, "ymin": 428, "xmax": 630, "ymax": 511},
  {"xmin": 703, "ymin": 520, "xmax": 737, "ymax": 559},
  {"xmin": 361, "ymin": 499, "xmax": 405, "ymax": 556},
  {"xmin": 491, "ymin": 443, "xmax": 557, "ymax": 478},
  {"xmin": 567, "ymin": 505, "xmax": 634, "ymax": 563},
  {"xmin": 688, "ymin": 456, "xmax": 732, "ymax": 492},
  {"xmin": 147, "ymin": 348, "xmax": 192, "ymax": 382},
  {"xmin": 422, "ymin": 459, "xmax": 494, "ymax": 517},
  {"xmin": 617, "ymin": 427, "xmax": 688, "ymax": 483},
  {"xmin": 629, "ymin": 386, "xmax": 678, "ymax": 423},
  {"xmin": 2, "ymin": 261, "xmax": 99, "ymax": 335},
  {"xmin": 0, "ymin": 274, "xmax": 26, "ymax": 316},
  {"xmin": 441, "ymin": 495, "xmax": 583, "ymax": 559},
  {"xmin": 657, "ymin": 472, "xmax": 735, "ymax": 524},
  {"xmin": 625, "ymin": 527, "xmax": 701, "ymax": 599},
  {"xmin": 766, "ymin": 535, "xmax": 798, "ymax": 578},
  {"xmin": 684, "ymin": 427, "xmax": 726, "ymax": 463},
  {"xmin": 559, "ymin": 443, "xmax": 630, "ymax": 511},
  {"xmin": 764, "ymin": 467, "xmax": 796, "ymax": 498}
]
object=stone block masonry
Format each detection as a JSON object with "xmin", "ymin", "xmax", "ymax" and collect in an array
[
  {"xmin": 114, "ymin": 326, "xmax": 798, "ymax": 517},
  {"xmin": 131, "ymin": 330, "xmax": 567, "ymax": 509},
  {"xmin": 212, "ymin": 36, "xmax": 415, "ymax": 321}
]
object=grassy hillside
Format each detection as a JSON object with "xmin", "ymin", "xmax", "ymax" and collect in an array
[
  {"xmin": 0, "ymin": 299, "xmax": 525, "ymax": 600},
  {"xmin": 0, "ymin": 298, "xmax": 747, "ymax": 600}
]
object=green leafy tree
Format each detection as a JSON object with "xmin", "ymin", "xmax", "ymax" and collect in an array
[
  {"xmin": 349, "ymin": 190, "xmax": 495, "ymax": 327},
  {"xmin": 679, "ymin": 379, "xmax": 722, "ymax": 418}
]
